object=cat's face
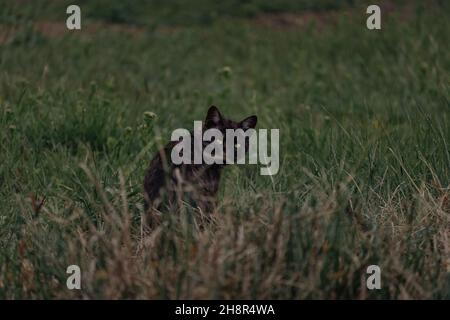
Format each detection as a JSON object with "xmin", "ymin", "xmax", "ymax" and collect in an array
[{"xmin": 204, "ymin": 105, "xmax": 257, "ymax": 163}]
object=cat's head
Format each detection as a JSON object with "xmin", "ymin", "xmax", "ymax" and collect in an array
[{"xmin": 204, "ymin": 105, "xmax": 257, "ymax": 163}]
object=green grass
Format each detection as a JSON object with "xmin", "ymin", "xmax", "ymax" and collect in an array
[
  {"xmin": 0, "ymin": 1, "xmax": 449, "ymax": 299},
  {"xmin": 1, "ymin": 0, "xmax": 364, "ymax": 26}
]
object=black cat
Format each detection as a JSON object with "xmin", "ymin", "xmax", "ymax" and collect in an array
[{"xmin": 143, "ymin": 106, "xmax": 257, "ymax": 223}]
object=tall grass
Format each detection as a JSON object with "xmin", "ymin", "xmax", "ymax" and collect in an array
[{"xmin": 0, "ymin": 1, "xmax": 449, "ymax": 298}]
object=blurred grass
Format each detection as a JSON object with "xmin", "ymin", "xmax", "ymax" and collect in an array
[
  {"xmin": 0, "ymin": 0, "xmax": 449, "ymax": 299},
  {"xmin": 1, "ymin": 0, "xmax": 364, "ymax": 26}
]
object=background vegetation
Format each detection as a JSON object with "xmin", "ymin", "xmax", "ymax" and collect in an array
[{"xmin": 0, "ymin": 0, "xmax": 449, "ymax": 299}]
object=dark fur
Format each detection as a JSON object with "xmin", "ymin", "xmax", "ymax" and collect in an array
[{"xmin": 143, "ymin": 106, "xmax": 257, "ymax": 221}]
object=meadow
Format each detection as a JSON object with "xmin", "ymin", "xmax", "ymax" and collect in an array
[{"xmin": 0, "ymin": 0, "xmax": 449, "ymax": 299}]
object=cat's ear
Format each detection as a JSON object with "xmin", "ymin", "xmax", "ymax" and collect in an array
[
  {"xmin": 240, "ymin": 115, "xmax": 257, "ymax": 130},
  {"xmin": 205, "ymin": 105, "xmax": 223, "ymax": 128}
]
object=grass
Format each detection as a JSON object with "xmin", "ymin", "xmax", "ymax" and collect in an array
[{"xmin": 0, "ymin": 0, "xmax": 449, "ymax": 299}]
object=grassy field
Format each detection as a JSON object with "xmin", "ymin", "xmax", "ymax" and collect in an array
[{"xmin": 0, "ymin": 0, "xmax": 449, "ymax": 299}]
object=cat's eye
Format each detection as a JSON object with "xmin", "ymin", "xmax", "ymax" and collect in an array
[
  {"xmin": 216, "ymin": 139, "xmax": 223, "ymax": 145},
  {"xmin": 235, "ymin": 143, "xmax": 241, "ymax": 148}
]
